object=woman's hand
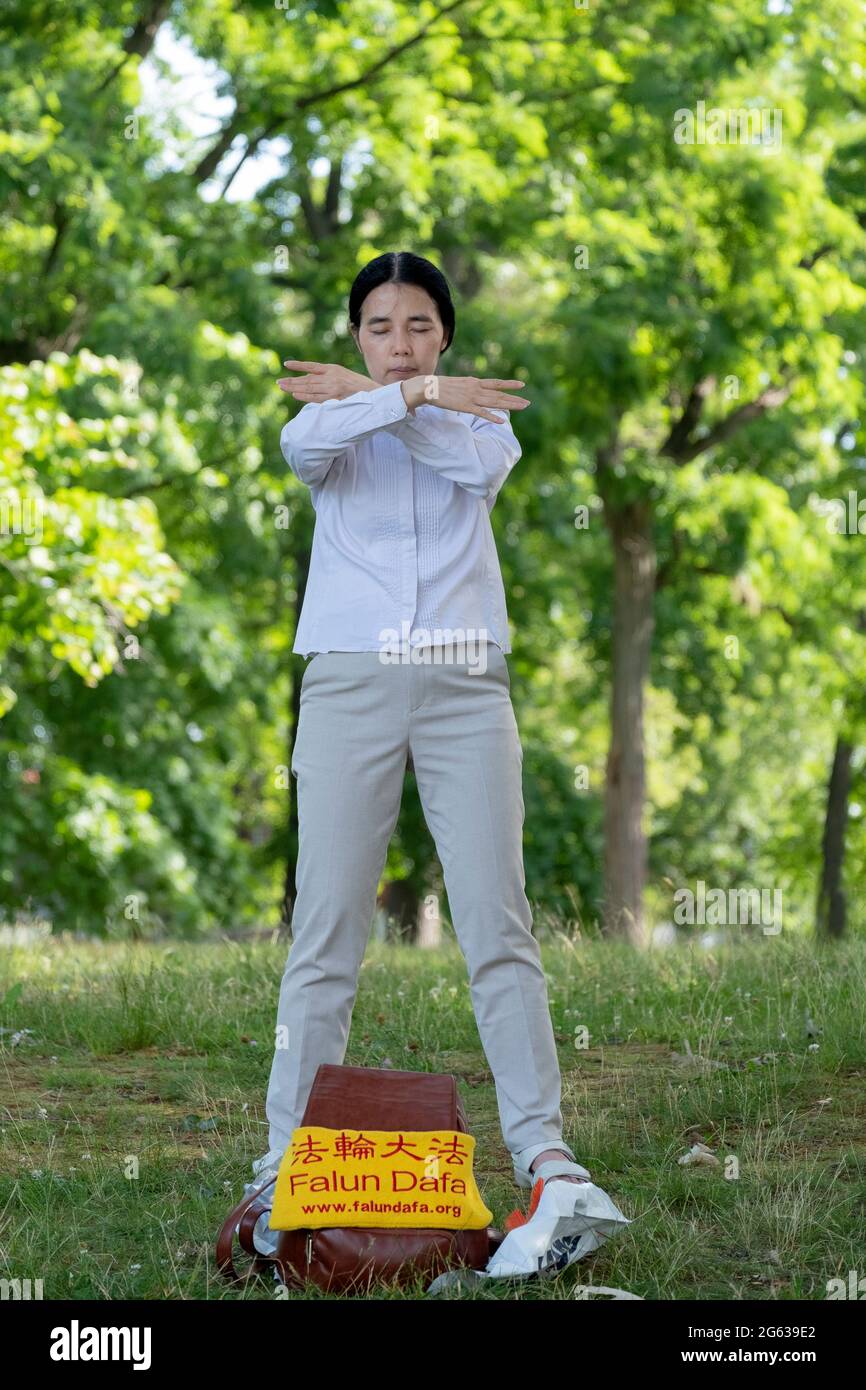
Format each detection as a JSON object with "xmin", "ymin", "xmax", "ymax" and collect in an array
[
  {"xmin": 400, "ymin": 375, "xmax": 530, "ymax": 423},
  {"xmin": 278, "ymin": 361, "xmax": 374, "ymax": 402}
]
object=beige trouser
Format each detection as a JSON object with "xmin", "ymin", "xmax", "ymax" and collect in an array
[{"xmin": 252, "ymin": 643, "xmax": 576, "ymax": 1186}]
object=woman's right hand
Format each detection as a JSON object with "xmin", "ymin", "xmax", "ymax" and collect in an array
[
  {"xmin": 401, "ymin": 375, "xmax": 530, "ymax": 422},
  {"xmin": 278, "ymin": 360, "xmax": 375, "ymax": 401}
]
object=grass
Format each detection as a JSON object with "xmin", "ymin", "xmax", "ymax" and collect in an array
[{"xmin": 1, "ymin": 930, "xmax": 864, "ymax": 1300}]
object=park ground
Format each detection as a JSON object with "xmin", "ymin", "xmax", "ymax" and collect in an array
[{"xmin": 1, "ymin": 930, "xmax": 864, "ymax": 1300}]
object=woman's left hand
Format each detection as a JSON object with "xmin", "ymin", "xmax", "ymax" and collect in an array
[{"xmin": 278, "ymin": 361, "xmax": 373, "ymax": 401}]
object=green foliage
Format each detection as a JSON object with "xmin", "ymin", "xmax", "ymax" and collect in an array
[{"xmin": 1, "ymin": 0, "xmax": 865, "ymax": 935}]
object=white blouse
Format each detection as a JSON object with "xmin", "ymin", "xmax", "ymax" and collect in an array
[{"xmin": 279, "ymin": 378, "xmax": 522, "ymax": 657}]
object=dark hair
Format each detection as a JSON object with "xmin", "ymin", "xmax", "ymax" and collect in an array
[{"xmin": 347, "ymin": 251, "xmax": 455, "ymax": 353}]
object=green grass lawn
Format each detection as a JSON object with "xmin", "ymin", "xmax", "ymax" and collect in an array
[{"xmin": 1, "ymin": 930, "xmax": 864, "ymax": 1300}]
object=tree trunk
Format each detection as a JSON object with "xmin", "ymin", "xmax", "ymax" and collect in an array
[
  {"xmin": 816, "ymin": 734, "xmax": 852, "ymax": 939},
  {"xmin": 599, "ymin": 445, "xmax": 656, "ymax": 944},
  {"xmin": 377, "ymin": 880, "xmax": 420, "ymax": 943}
]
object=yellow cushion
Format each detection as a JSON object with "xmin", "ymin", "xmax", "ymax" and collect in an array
[{"xmin": 270, "ymin": 1126, "xmax": 493, "ymax": 1231}]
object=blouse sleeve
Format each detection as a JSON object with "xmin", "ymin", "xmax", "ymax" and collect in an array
[
  {"xmin": 279, "ymin": 379, "xmax": 409, "ymax": 486},
  {"xmin": 381, "ymin": 407, "xmax": 522, "ymax": 502}
]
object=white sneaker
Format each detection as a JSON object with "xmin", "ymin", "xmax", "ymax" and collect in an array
[
  {"xmin": 238, "ymin": 1165, "xmax": 281, "ymax": 1257},
  {"xmin": 252, "ymin": 1213, "xmax": 280, "ymax": 1258},
  {"xmin": 512, "ymin": 1148, "xmax": 591, "ymax": 1188},
  {"xmin": 484, "ymin": 1169, "xmax": 632, "ymax": 1280}
]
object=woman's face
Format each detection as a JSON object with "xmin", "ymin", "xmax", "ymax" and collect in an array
[{"xmin": 352, "ymin": 281, "xmax": 449, "ymax": 385}]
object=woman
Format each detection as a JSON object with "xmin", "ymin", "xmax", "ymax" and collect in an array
[{"xmin": 247, "ymin": 252, "xmax": 617, "ymax": 1275}]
